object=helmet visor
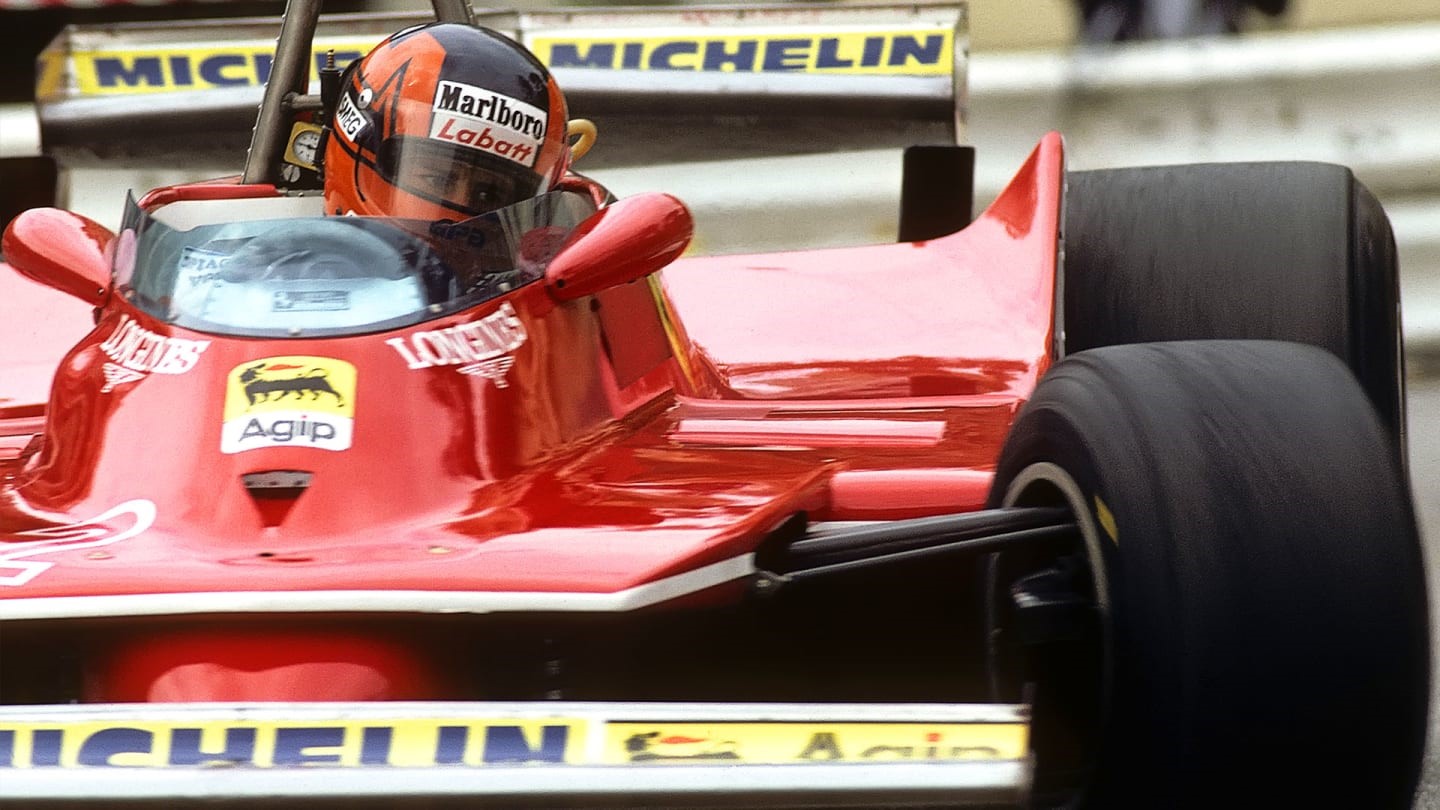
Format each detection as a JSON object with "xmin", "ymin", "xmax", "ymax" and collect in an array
[{"xmin": 378, "ymin": 135, "xmax": 541, "ymax": 217}]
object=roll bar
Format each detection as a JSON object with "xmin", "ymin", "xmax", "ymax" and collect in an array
[{"xmin": 241, "ymin": 0, "xmax": 471, "ymax": 184}]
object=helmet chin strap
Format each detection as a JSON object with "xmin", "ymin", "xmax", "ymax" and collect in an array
[{"xmin": 353, "ymin": 155, "xmax": 368, "ymax": 207}]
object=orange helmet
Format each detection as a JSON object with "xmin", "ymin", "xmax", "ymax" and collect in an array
[{"xmin": 323, "ymin": 23, "xmax": 570, "ymax": 220}]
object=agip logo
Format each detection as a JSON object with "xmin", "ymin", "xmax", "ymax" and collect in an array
[{"xmin": 221, "ymin": 357, "xmax": 356, "ymax": 454}]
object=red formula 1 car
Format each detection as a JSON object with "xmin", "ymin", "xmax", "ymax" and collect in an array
[{"xmin": 0, "ymin": 1, "xmax": 1428, "ymax": 808}]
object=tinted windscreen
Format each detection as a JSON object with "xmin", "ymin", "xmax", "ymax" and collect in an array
[{"xmin": 116, "ymin": 189, "xmax": 595, "ymax": 338}]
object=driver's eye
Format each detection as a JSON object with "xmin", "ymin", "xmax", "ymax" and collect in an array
[
  {"xmin": 413, "ymin": 170, "xmax": 453, "ymax": 194},
  {"xmin": 469, "ymin": 183, "xmax": 508, "ymax": 208}
]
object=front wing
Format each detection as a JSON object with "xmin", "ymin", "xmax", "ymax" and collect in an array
[{"xmin": 0, "ymin": 701, "xmax": 1030, "ymax": 807}]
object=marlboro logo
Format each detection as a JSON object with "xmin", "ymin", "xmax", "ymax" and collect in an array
[{"xmin": 430, "ymin": 82, "xmax": 545, "ymax": 167}]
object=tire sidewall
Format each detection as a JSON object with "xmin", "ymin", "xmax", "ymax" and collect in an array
[{"xmin": 988, "ymin": 341, "xmax": 1427, "ymax": 808}]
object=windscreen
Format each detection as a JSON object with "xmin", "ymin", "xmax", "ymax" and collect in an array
[{"xmin": 114, "ymin": 189, "xmax": 596, "ymax": 338}]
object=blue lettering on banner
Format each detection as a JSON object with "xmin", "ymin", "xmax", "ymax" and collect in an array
[
  {"xmin": 88, "ymin": 49, "xmax": 359, "ymax": 91},
  {"xmin": 273, "ymin": 727, "xmax": 345, "ymax": 766},
  {"xmin": 168, "ymin": 55, "xmax": 192, "ymax": 86},
  {"xmin": 256, "ymin": 53, "xmax": 275, "ymax": 85},
  {"xmin": 890, "ymin": 35, "xmax": 943, "ymax": 67},
  {"xmin": 483, "ymin": 725, "xmax": 569, "ymax": 764},
  {"xmin": 862, "ymin": 37, "xmax": 885, "ymax": 67},
  {"xmin": 31, "ymin": 729, "xmax": 63, "ymax": 767},
  {"xmin": 540, "ymin": 33, "xmax": 949, "ymax": 74},
  {"xmin": 548, "ymin": 43, "xmax": 613, "ymax": 68},
  {"xmin": 649, "ymin": 41, "xmax": 697, "ymax": 70},
  {"xmin": 199, "ymin": 54, "xmax": 249, "ymax": 86},
  {"xmin": 434, "ymin": 724, "xmax": 571, "ymax": 764},
  {"xmin": 94, "ymin": 57, "xmax": 165, "ymax": 89},
  {"xmin": 815, "ymin": 38, "xmax": 853, "ymax": 69},
  {"xmin": 0, "ymin": 721, "xmax": 576, "ymax": 768},
  {"xmin": 621, "ymin": 42, "xmax": 644, "ymax": 69},
  {"xmin": 435, "ymin": 726, "xmax": 468, "ymax": 765},
  {"xmin": 169, "ymin": 727, "xmax": 257, "ymax": 766},
  {"xmin": 77, "ymin": 728, "xmax": 153, "ymax": 767},
  {"xmin": 763, "ymin": 39, "xmax": 810, "ymax": 71},
  {"xmin": 360, "ymin": 727, "xmax": 392, "ymax": 766},
  {"xmin": 702, "ymin": 40, "xmax": 757, "ymax": 72}
]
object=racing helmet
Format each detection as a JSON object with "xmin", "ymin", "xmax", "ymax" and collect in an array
[{"xmin": 323, "ymin": 23, "xmax": 570, "ymax": 220}]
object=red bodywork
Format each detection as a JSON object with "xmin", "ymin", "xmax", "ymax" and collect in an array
[{"xmin": 0, "ymin": 133, "xmax": 1064, "ymax": 702}]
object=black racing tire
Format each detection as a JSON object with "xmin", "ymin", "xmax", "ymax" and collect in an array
[
  {"xmin": 1063, "ymin": 163, "xmax": 1406, "ymax": 457},
  {"xmin": 986, "ymin": 341, "xmax": 1428, "ymax": 809}
]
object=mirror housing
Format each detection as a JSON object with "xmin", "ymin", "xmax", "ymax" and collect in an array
[
  {"xmin": 545, "ymin": 193, "xmax": 693, "ymax": 302},
  {"xmin": 3, "ymin": 208, "xmax": 114, "ymax": 306}
]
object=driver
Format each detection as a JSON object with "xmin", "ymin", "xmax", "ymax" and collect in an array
[{"xmin": 322, "ymin": 22, "xmax": 572, "ymax": 220}]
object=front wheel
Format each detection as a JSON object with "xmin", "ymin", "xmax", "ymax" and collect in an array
[{"xmin": 986, "ymin": 341, "xmax": 1427, "ymax": 808}]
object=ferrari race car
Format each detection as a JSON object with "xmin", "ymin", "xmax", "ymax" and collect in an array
[{"xmin": 0, "ymin": 0, "xmax": 1428, "ymax": 808}]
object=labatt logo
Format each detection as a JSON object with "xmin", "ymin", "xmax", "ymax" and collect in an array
[
  {"xmin": 430, "ymin": 82, "xmax": 546, "ymax": 168},
  {"xmin": 221, "ymin": 356, "xmax": 356, "ymax": 454}
]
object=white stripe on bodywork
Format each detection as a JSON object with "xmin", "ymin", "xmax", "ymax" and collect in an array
[
  {"xmin": 0, "ymin": 553, "xmax": 755, "ymax": 620},
  {"xmin": 0, "ymin": 500, "xmax": 157, "ymax": 587}
]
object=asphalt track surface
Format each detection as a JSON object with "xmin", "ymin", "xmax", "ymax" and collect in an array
[{"xmin": 1411, "ymin": 373, "xmax": 1440, "ymax": 810}]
